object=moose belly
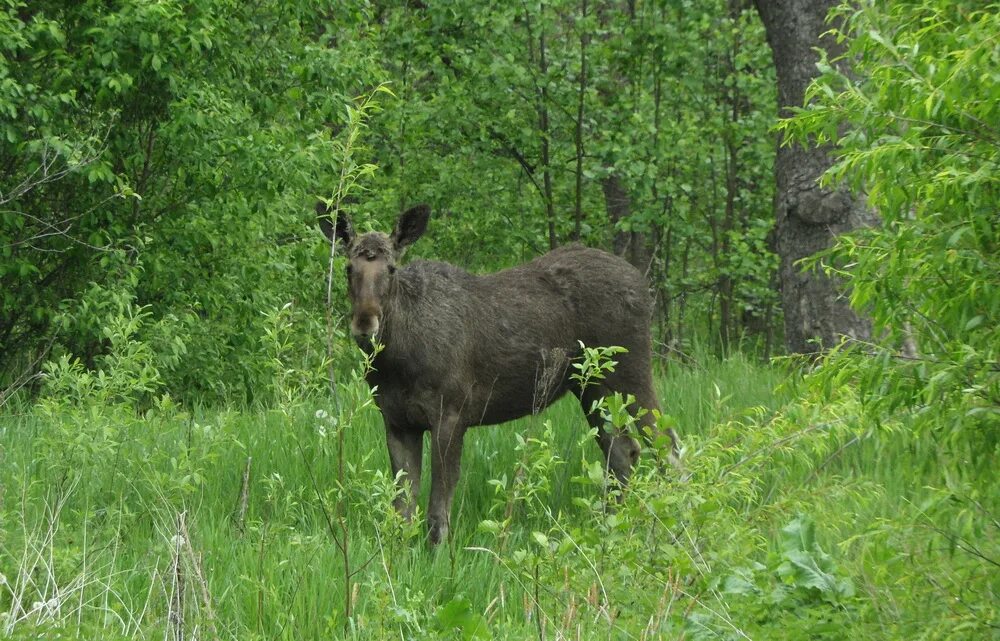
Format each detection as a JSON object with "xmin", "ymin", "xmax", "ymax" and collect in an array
[
  {"xmin": 375, "ymin": 375, "xmax": 569, "ymax": 430},
  {"xmin": 461, "ymin": 347, "xmax": 575, "ymax": 427},
  {"xmin": 464, "ymin": 379, "xmax": 572, "ymax": 426}
]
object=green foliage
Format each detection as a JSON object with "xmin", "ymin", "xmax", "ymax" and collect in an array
[
  {"xmin": 2, "ymin": 0, "xmax": 782, "ymax": 402},
  {"xmin": 0, "ymin": 0, "xmax": 382, "ymax": 401},
  {"xmin": 723, "ymin": 514, "xmax": 857, "ymax": 631},
  {"xmin": 433, "ymin": 596, "xmax": 491, "ymax": 640},
  {"xmin": 255, "ymin": 301, "xmax": 325, "ymax": 407},
  {"xmin": 770, "ymin": 4, "xmax": 1000, "ymax": 635},
  {"xmin": 781, "ymin": 0, "xmax": 999, "ymax": 448},
  {"xmin": 362, "ymin": 0, "xmax": 779, "ymax": 349},
  {"xmin": 2, "ymin": 0, "xmax": 998, "ymax": 639},
  {"xmin": 4, "ymin": 347, "xmax": 998, "ymax": 639},
  {"xmin": 570, "ymin": 342, "xmax": 627, "ymax": 389},
  {"xmin": 44, "ymin": 292, "xmax": 162, "ymax": 408}
]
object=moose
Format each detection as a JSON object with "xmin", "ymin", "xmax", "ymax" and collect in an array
[{"xmin": 318, "ymin": 203, "xmax": 677, "ymax": 544}]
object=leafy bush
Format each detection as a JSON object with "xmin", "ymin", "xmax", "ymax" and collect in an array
[
  {"xmin": 0, "ymin": 1, "xmax": 378, "ymax": 402},
  {"xmin": 781, "ymin": 0, "xmax": 999, "ymax": 450}
]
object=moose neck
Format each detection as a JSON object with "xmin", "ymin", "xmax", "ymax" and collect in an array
[
  {"xmin": 364, "ymin": 261, "xmax": 461, "ymax": 378},
  {"xmin": 369, "ymin": 269, "xmax": 411, "ymax": 362}
]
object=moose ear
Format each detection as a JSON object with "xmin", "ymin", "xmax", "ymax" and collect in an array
[
  {"xmin": 392, "ymin": 204, "xmax": 430, "ymax": 251},
  {"xmin": 316, "ymin": 201, "xmax": 354, "ymax": 246}
]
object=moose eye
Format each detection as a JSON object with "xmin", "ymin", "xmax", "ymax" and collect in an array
[
  {"xmin": 388, "ymin": 264, "xmax": 397, "ymax": 275},
  {"xmin": 345, "ymin": 264, "xmax": 353, "ymax": 275}
]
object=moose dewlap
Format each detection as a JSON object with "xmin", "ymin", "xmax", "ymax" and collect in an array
[{"xmin": 318, "ymin": 203, "xmax": 677, "ymax": 544}]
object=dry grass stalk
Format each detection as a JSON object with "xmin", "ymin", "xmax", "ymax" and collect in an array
[
  {"xmin": 179, "ymin": 513, "xmax": 218, "ymax": 640},
  {"xmin": 235, "ymin": 456, "xmax": 252, "ymax": 536},
  {"xmin": 169, "ymin": 512, "xmax": 186, "ymax": 641}
]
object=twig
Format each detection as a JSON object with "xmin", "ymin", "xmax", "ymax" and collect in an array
[
  {"xmin": 178, "ymin": 515, "xmax": 219, "ymax": 640},
  {"xmin": 805, "ymin": 435, "xmax": 860, "ymax": 484},
  {"xmin": 234, "ymin": 456, "xmax": 252, "ymax": 536},
  {"xmin": 0, "ymin": 337, "xmax": 55, "ymax": 408},
  {"xmin": 169, "ymin": 512, "xmax": 186, "ymax": 641},
  {"xmin": 372, "ymin": 523, "xmax": 406, "ymax": 641},
  {"xmin": 294, "ymin": 442, "xmax": 343, "ymax": 551},
  {"xmin": 719, "ymin": 420, "xmax": 843, "ymax": 478}
]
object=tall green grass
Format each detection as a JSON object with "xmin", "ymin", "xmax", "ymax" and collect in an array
[{"xmin": 1, "ymin": 354, "xmax": 995, "ymax": 639}]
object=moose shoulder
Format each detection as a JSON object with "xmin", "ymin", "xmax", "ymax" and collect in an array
[{"xmin": 318, "ymin": 203, "xmax": 677, "ymax": 544}]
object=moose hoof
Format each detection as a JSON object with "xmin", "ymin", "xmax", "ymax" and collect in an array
[{"xmin": 428, "ymin": 516, "xmax": 449, "ymax": 545}]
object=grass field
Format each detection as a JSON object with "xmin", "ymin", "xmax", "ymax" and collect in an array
[{"xmin": 1, "ymin": 353, "xmax": 996, "ymax": 640}]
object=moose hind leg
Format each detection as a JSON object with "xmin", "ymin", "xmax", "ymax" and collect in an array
[
  {"xmin": 385, "ymin": 424, "xmax": 423, "ymax": 522},
  {"xmin": 428, "ymin": 411, "xmax": 465, "ymax": 545}
]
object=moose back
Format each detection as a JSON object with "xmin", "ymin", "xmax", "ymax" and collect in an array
[{"xmin": 319, "ymin": 203, "xmax": 674, "ymax": 544}]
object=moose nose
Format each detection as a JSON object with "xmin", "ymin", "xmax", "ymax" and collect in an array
[
  {"xmin": 351, "ymin": 313, "xmax": 380, "ymax": 341},
  {"xmin": 353, "ymin": 332, "xmax": 375, "ymax": 351}
]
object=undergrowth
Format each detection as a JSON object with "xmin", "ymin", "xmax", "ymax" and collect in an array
[{"xmin": 0, "ymin": 328, "xmax": 996, "ymax": 639}]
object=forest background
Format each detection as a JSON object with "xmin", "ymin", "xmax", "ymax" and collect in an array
[{"xmin": 0, "ymin": 1, "xmax": 996, "ymax": 639}]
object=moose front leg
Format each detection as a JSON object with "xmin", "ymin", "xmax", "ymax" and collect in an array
[
  {"xmin": 385, "ymin": 424, "xmax": 423, "ymax": 522},
  {"xmin": 428, "ymin": 412, "xmax": 465, "ymax": 545}
]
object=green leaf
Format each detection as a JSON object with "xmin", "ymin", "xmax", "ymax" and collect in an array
[
  {"xmin": 964, "ymin": 315, "xmax": 983, "ymax": 331},
  {"xmin": 434, "ymin": 597, "xmax": 492, "ymax": 641}
]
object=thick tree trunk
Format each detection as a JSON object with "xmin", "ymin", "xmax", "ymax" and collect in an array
[
  {"xmin": 602, "ymin": 173, "xmax": 652, "ymax": 277},
  {"xmin": 596, "ymin": 2, "xmax": 652, "ymax": 278},
  {"xmin": 754, "ymin": 0, "xmax": 876, "ymax": 354}
]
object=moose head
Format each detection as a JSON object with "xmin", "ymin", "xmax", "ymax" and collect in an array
[{"xmin": 318, "ymin": 203, "xmax": 431, "ymax": 347}]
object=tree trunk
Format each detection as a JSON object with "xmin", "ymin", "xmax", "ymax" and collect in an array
[
  {"xmin": 524, "ymin": 6, "xmax": 558, "ymax": 250},
  {"xmin": 602, "ymin": 173, "xmax": 651, "ymax": 277},
  {"xmin": 595, "ymin": 2, "xmax": 652, "ymax": 278},
  {"xmin": 754, "ymin": 0, "xmax": 876, "ymax": 354},
  {"xmin": 572, "ymin": 0, "xmax": 589, "ymax": 242},
  {"xmin": 538, "ymin": 28, "xmax": 558, "ymax": 250}
]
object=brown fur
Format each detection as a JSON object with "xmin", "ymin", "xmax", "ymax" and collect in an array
[{"xmin": 319, "ymin": 204, "xmax": 676, "ymax": 544}]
